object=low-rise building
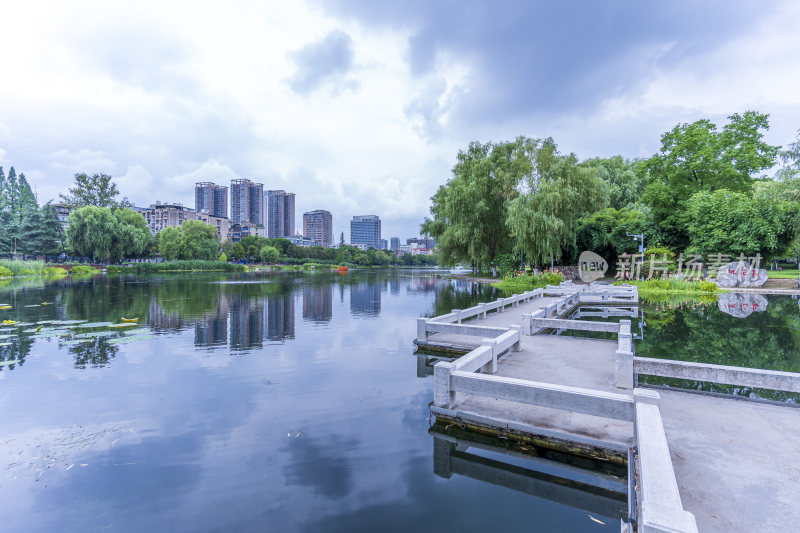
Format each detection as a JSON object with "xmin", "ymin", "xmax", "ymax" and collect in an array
[
  {"xmin": 195, "ymin": 211, "xmax": 230, "ymax": 242},
  {"xmin": 141, "ymin": 202, "xmax": 195, "ymax": 235}
]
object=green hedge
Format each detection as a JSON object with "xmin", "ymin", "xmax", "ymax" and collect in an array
[{"xmin": 107, "ymin": 260, "xmax": 246, "ymax": 273}]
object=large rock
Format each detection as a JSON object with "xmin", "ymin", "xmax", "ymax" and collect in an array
[
  {"xmin": 738, "ymin": 267, "xmax": 768, "ymax": 287},
  {"xmin": 715, "ymin": 262, "xmax": 744, "ymax": 287},
  {"xmin": 578, "ymin": 251, "xmax": 608, "ymax": 282},
  {"xmin": 718, "ymin": 292, "xmax": 769, "ymax": 318}
]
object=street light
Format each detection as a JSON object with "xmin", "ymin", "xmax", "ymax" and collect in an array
[{"xmin": 626, "ymin": 232, "xmax": 645, "ymax": 280}]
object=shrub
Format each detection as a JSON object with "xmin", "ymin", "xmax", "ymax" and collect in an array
[
  {"xmin": 41, "ymin": 267, "xmax": 68, "ymax": 277},
  {"xmin": 0, "ymin": 266, "xmax": 13, "ymax": 277},
  {"xmin": 643, "ymin": 245, "xmax": 677, "ymax": 272},
  {"xmin": 493, "ymin": 269, "xmax": 565, "ymax": 293},
  {"xmin": 70, "ymin": 265, "xmax": 100, "ymax": 276}
]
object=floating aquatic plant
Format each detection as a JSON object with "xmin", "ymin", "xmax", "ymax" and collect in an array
[{"xmin": 107, "ymin": 334, "xmax": 155, "ymax": 344}]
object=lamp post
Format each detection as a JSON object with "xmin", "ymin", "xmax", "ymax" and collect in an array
[{"xmin": 626, "ymin": 232, "xmax": 645, "ymax": 280}]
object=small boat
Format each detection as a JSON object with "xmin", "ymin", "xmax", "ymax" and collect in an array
[
  {"xmin": 120, "ymin": 317, "xmax": 139, "ymax": 323},
  {"xmin": 337, "ymin": 266, "xmax": 349, "ymax": 273}
]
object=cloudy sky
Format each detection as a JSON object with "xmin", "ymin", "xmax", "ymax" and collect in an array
[{"xmin": 1, "ymin": 1, "xmax": 799, "ymax": 240}]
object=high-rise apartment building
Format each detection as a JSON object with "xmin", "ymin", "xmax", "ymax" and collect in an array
[
  {"xmin": 302, "ymin": 209, "xmax": 333, "ymax": 247},
  {"xmin": 380, "ymin": 239, "xmax": 388, "ymax": 250},
  {"xmin": 267, "ymin": 190, "xmax": 295, "ymax": 239},
  {"xmin": 390, "ymin": 237, "xmax": 400, "ymax": 251},
  {"xmin": 230, "ymin": 179, "xmax": 264, "ymax": 225},
  {"xmin": 350, "ymin": 215, "xmax": 381, "ymax": 249},
  {"xmin": 195, "ymin": 182, "xmax": 228, "ymax": 218}
]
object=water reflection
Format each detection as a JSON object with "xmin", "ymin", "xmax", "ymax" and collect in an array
[
  {"xmin": 350, "ymin": 282, "xmax": 381, "ymax": 316},
  {"xmin": 303, "ymin": 285, "xmax": 332, "ymax": 323},
  {"xmin": 430, "ymin": 425, "xmax": 625, "ymax": 528}
]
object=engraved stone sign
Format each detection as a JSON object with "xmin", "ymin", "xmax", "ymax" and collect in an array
[{"xmin": 578, "ymin": 251, "xmax": 608, "ymax": 283}]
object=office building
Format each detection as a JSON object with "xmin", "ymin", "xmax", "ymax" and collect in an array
[
  {"xmin": 390, "ymin": 237, "xmax": 400, "ymax": 251},
  {"xmin": 195, "ymin": 182, "xmax": 228, "ymax": 218},
  {"xmin": 230, "ymin": 179, "xmax": 264, "ymax": 225},
  {"xmin": 380, "ymin": 239, "xmax": 388, "ymax": 250},
  {"xmin": 303, "ymin": 209, "xmax": 333, "ymax": 247},
  {"xmin": 267, "ymin": 190, "xmax": 295, "ymax": 238},
  {"xmin": 350, "ymin": 215, "xmax": 381, "ymax": 249}
]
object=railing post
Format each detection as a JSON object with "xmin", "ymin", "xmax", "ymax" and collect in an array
[
  {"xmin": 451, "ymin": 309, "xmax": 462, "ymax": 324},
  {"xmin": 480, "ymin": 338, "xmax": 498, "ymax": 374},
  {"xmin": 417, "ymin": 317, "xmax": 428, "ymax": 341},
  {"xmin": 509, "ymin": 325, "xmax": 521, "ymax": 351},
  {"xmin": 512, "ymin": 294, "xmax": 519, "ymax": 307},
  {"xmin": 521, "ymin": 314, "xmax": 532, "ymax": 335},
  {"xmin": 499, "ymin": 298, "xmax": 505, "ymax": 312},
  {"xmin": 615, "ymin": 319, "xmax": 633, "ymax": 389},
  {"xmin": 434, "ymin": 361, "xmax": 455, "ymax": 408},
  {"xmin": 480, "ymin": 302, "xmax": 487, "ymax": 319}
]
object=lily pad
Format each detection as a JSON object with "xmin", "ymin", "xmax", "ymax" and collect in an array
[
  {"xmin": 61, "ymin": 339, "xmax": 94, "ymax": 346},
  {"xmin": 66, "ymin": 322, "xmax": 113, "ymax": 329},
  {"xmin": 107, "ymin": 334, "xmax": 155, "ymax": 344},
  {"xmin": 79, "ymin": 331, "xmax": 117, "ymax": 338},
  {"xmin": 121, "ymin": 328, "xmax": 150, "ymax": 336}
]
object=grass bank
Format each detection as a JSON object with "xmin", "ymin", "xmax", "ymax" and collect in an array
[
  {"xmin": 615, "ymin": 278, "xmax": 720, "ymax": 297},
  {"xmin": 0, "ymin": 260, "xmax": 68, "ymax": 278},
  {"xmin": 766, "ymin": 269, "xmax": 800, "ymax": 279},
  {"xmin": 107, "ymin": 261, "xmax": 246, "ymax": 274},
  {"xmin": 492, "ymin": 270, "xmax": 565, "ymax": 293}
]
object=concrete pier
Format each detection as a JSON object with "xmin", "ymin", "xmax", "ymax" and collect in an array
[{"xmin": 417, "ymin": 283, "xmax": 800, "ymax": 532}]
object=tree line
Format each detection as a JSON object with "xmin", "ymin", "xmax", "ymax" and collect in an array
[
  {"xmin": 1, "ymin": 170, "xmax": 437, "ymax": 266},
  {"xmin": 423, "ymin": 111, "xmax": 800, "ymax": 275}
]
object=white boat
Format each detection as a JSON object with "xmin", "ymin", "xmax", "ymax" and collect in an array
[{"xmin": 449, "ymin": 265, "xmax": 471, "ymax": 275}]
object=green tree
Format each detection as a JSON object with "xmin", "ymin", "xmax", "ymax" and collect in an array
[
  {"xmin": 685, "ymin": 189, "xmax": 786, "ymax": 259},
  {"xmin": 156, "ymin": 227, "xmax": 182, "ymax": 260},
  {"xmin": 176, "ymin": 220, "xmax": 219, "ymax": 260},
  {"xmin": 110, "ymin": 208, "xmax": 151, "ymax": 262},
  {"xmin": 59, "ymin": 173, "xmax": 126, "ymax": 208},
  {"xmin": 642, "ymin": 111, "xmax": 780, "ymax": 250},
  {"xmin": 777, "ymin": 129, "xmax": 800, "ymax": 181},
  {"xmin": 66, "ymin": 206, "xmax": 117, "ymax": 261},
  {"xmin": 580, "ymin": 156, "xmax": 645, "ymax": 210},
  {"xmin": 423, "ymin": 138, "xmax": 530, "ymax": 275},
  {"xmin": 576, "ymin": 207, "xmax": 662, "ymax": 268},
  {"xmin": 506, "ymin": 141, "xmax": 607, "ymax": 268},
  {"xmin": 260, "ymin": 245, "xmax": 280, "ymax": 263}
]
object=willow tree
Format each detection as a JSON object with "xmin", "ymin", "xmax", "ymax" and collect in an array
[
  {"xmin": 507, "ymin": 143, "xmax": 607, "ymax": 268},
  {"xmin": 422, "ymin": 138, "xmax": 536, "ymax": 276}
]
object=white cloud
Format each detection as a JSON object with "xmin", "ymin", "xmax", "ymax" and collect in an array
[{"xmin": 0, "ymin": 1, "xmax": 799, "ymax": 239}]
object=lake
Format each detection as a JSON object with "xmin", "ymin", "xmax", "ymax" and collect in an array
[{"xmin": 0, "ymin": 271, "xmax": 619, "ymax": 533}]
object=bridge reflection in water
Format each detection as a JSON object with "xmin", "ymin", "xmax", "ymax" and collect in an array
[{"xmin": 430, "ymin": 424, "xmax": 628, "ymax": 523}]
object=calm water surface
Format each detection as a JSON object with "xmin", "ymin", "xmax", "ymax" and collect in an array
[{"xmin": 0, "ymin": 270, "xmax": 617, "ymax": 532}]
